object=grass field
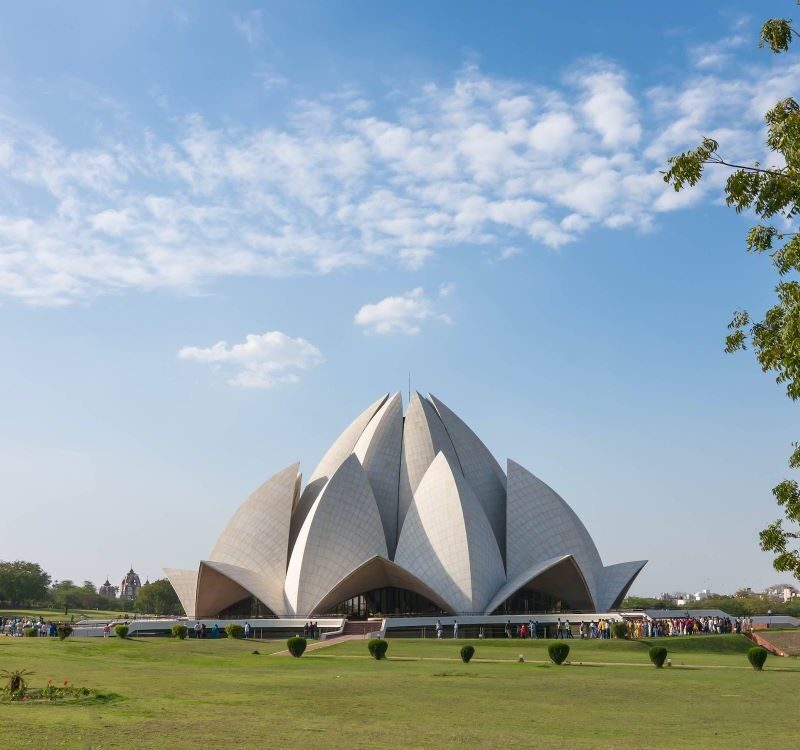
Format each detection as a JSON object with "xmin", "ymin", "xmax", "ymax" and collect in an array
[{"xmin": 0, "ymin": 634, "xmax": 796, "ymax": 749}]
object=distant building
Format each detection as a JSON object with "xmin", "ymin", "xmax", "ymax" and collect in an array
[
  {"xmin": 764, "ymin": 584, "xmax": 799, "ymax": 603},
  {"xmin": 661, "ymin": 589, "xmax": 711, "ymax": 606},
  {"xmin": 98, "ymin": 578, "xmax": 118, "ymax": 599},
  {"xmin": 119, "ymin": 568, "xmax": 142, "ymax": 600}
]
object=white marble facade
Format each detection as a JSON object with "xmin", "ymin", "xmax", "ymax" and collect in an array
[{"xmin": 166, "ymin": 392, "xmax": 646, "ymax": 617}]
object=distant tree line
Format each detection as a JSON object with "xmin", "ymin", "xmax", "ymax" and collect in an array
[{"xmin": 0, "ymin": 560, "xmax": 184, "ymax": 616}]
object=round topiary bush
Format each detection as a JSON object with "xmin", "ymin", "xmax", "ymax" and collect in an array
[
  {"xmin": 287, "ymin": 636, "xmax": 307, "ymax": 658},
  {"xmin": 22, "ymin": 626, "xmax": 37, "ymax": 637},
  {"xmin": 748, "ymin": 646, "xmax": 768, "ymax": 671},
  {"xmin": 114, "ymin": 624, "xmax": 129, "ymax": 639},
  {"xmin": 460, "ymin": 644, "xmax": 475, "ymax": 663},
  {"xmin": 612, "ymin": 622, "xmax": 628, "ymax": 639},
  {"xmin": 548, "ymin": 642, "xmax": 570, "ymax": 665},
  {"xmin": 225, "ymin": 624, "xmax": 245, "ymax": 639},
  {"xmin": 368, "ymin": 638, "xmax": 389, "ymax": 660},
  {"xmin": 171, "ymin": 624, "xmax": 188, "ymax": 640},
  {"xmin": 649, "ymin": 646, "xmax": 668, "ymax": 668},
  {"xmin": 56, "ymin": 624, "xmax": 73, "ymax": 641}
]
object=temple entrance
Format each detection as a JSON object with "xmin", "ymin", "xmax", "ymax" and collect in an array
[
  {"xmin": 323, "ymin": 586, "xmax": 447, "ymax": 619},
  {"xmin": 491, "ymin": 589, "xmax": 565, "ymax": 615}
]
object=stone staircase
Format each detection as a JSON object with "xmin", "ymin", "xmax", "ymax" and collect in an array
[{"xmin": 342, "ymin": 619, "xmax": 383, "ymax": 637}]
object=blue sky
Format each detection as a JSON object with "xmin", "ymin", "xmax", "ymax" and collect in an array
[{"xmin": 1, "ymin": 1, "xmax": 797, "ymax": 597}]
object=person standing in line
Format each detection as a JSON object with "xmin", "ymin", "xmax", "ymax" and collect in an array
[
  {"xmin": 528, "ymin": 619, "xmax": 535, "ymax": 639},
  {"xmin": 103, "ymin": 623, "xmax": 110, "ymax": 638},
  {"xmin": 453, "ymin": 620, "xmax": 459, "ymax": 638},
  {"xmin": 244, "ymin": 622, "xmax": 252, "ymax": 639},
  {"xmin": 505, "ymin": 619, "xmax": 512, "ymax": 638},
  {"xmin": 194, "ymin": 621, "xmax": 202, "ymax": 639},
  {"xmin": 436, "ymin": 619, "xmax": 443, "ymax": 639}
]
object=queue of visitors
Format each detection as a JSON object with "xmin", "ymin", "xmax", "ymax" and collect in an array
[
  {"xmin": 627, "ymin": 615, "xmax": 751, "ymax": 638},
  {"xmin": 0, "ymin": 615, "xmax": 60, "ymax": 637}
]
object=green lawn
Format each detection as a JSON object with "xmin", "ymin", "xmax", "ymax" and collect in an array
[{"xmin": 0, "ymin": 635, "xmax": 796, "ymax": 749}]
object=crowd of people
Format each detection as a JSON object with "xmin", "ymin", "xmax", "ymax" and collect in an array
[
  {"xmin": 302, "ymin": 622, "xmax": 320, "ymax": 639},
  {"xmin": 627, "ymin": 615, "xmax": 751, "ymax": 638},
  {"xmin": 432, "ymin": 617, "xmax": 617, "ymax": 639},
  {"xmin": 0, "ymin": 615, "xmax": 60, "ymax": 637}
]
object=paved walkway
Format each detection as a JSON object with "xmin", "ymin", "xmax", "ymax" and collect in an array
[{"xmin": 270, "ymin": 633, "xmax": 364, "ymax": 656}]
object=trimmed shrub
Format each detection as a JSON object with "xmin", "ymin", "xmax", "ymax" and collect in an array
[
  {"xmin": 22, "ymin": 627, "xmax": 37, "ymax": 638},
  {"xmin": 287, "ymin": 636, "xmax": 307, "ymax": 658},
  {"xmin": 114, "ymin": 625, "xmax": 129, "ymax": 639},
  {"xmin": 548, "ymin": 642, "xmax": 570, "ymax": 665},
  {"xmin": 649, "ymin": 646, "xmax": 668, "ymax": 668},
  {"xmin": 368, "ymin": 638, "xmax": 389, "ymax": 660},
  {"xmin": 225, "ymin": 624, "xmax": 245, "ymax": 639},
  {"xmin": 747, "ymin": 646, "xmax": 768, "ymax": 671},
  {"xmin": 56, "ymin": 624, "xmax": 73, "ymax": 641},
  {"xmin": 612, "ymin": 622, "xmax": 627, "ymax": 639},
  {"xmin": 171, "ymin": 624, "xmax": 188, "ymax": 640},
  {"xmin": 460, "ymin": 644, "xmax": 475, "ymax": 663}
]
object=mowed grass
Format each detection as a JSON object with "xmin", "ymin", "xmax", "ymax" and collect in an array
[
  {"xmin": 323, "ymin": 633, "xmax": 755, "ymax": 666},
  {"xmin": 0, "ymin": 635, "xmax": 797, "ymax": 750}
]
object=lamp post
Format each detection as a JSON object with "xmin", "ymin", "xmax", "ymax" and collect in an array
[{"xmin": 768, "ymin": 609, "xmax": 772, "ymax": 629}]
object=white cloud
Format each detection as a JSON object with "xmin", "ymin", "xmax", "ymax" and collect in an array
[
  {"xmin": 178, "ymin": 331, "xmax": 323, "ymax": 388},
  {"xmin": 233, "ymin": 10, "xmax": 263, "ymax": 47},
  {"xmin": 690, "ymin": 34, "xmax": 747, "ymax": 70},
  {"xmin": 0, "ymin": 43, "xmax": 796, "ymax": 305},
  {"xmin": 498, "ymin": 246, "xmax": 523, "ymax": 260},
  {"xmin": 579, "ymin": 67, "xmax": 641, "ymax": 148},
  {"xmin": 354, "ymin": 287, "xmax": 450, "ymax": 335}
]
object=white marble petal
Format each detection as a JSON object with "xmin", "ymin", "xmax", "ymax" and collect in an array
[
  {"xmin": 284, "ymin": 454, "xmax": 389, "ymax": 616},
  {"xmin": 397, "ymin": 392, "xmax": 461, "ymax": 536},
  {"xmin": 194, "ymin": 560, "xmax": 288, "ymax": 617},
  {"xmin": 483, "ymin": 555, "xmax": 595, "ymax": 614},
  {"xmin": 506, "ymin": 459, "xmax": 603, "ymax": 602},
  {"xmin": 353, "ymin": 392, "xmax": 403, "ymax": 556},
  {"xmin": 211, "ymin": 462, "xmax": 299, "ymax": 585},
  {"xmin": 290, "ymin": 394, "xmax": 388, "ymax": 550},
  {"xmin": 429, "ymin": 394, "xmax": 507, "ymax": 557},
  {"xmin": 595, "ymin": 560, "xmax": 648, "ymax": 610},
  {"xmin": 395, "ymin": 451, "xmax": 506, "ymax": 613},
  {"xmin": 163, "ymin": 568, "xmax": 198, "ymax": 618}
]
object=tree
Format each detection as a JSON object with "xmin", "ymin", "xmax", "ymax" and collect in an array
[
  {"xmin": 663, "ymin": 7, "xmax": 800, "ymax": 581},
  {"xmin": 134, "ymin": 579, "xmax": 184, "ymax": 616},
  {"xmin": 0, "ymin": 561, "xmax": 51, "ymax": 606}
]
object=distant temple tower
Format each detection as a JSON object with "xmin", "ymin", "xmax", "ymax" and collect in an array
[
  {"xmin": 119, "ymin": 567, "xmax": 142, "ymax": 600},
  {"xmin": 98, "ymin": 578, "xmax": 118, "ymax": 599}
]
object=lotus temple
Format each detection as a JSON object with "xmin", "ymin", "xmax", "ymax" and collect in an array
[{"xmin": 165, "ymin": 392, "xmax": 646, "ymax": 621}]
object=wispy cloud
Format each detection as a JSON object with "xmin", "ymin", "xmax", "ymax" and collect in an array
[
  {"xmin": 178, "ymin": 331, "xmax": 323, "ymax": 388},
  {"xmin": 0, "ymin": 41, "xmax": 795, "ymax": 305},
  {"xmin": 354, "ymin": 287, "xmax": 451, "ymax": 335},
  {"xmin": 233, "ymin": 10, "xmax": 263, "ymax": 48},
  {"xmin": 690, "ymin": 34, "xmax": 747, "ymax": 70}
]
